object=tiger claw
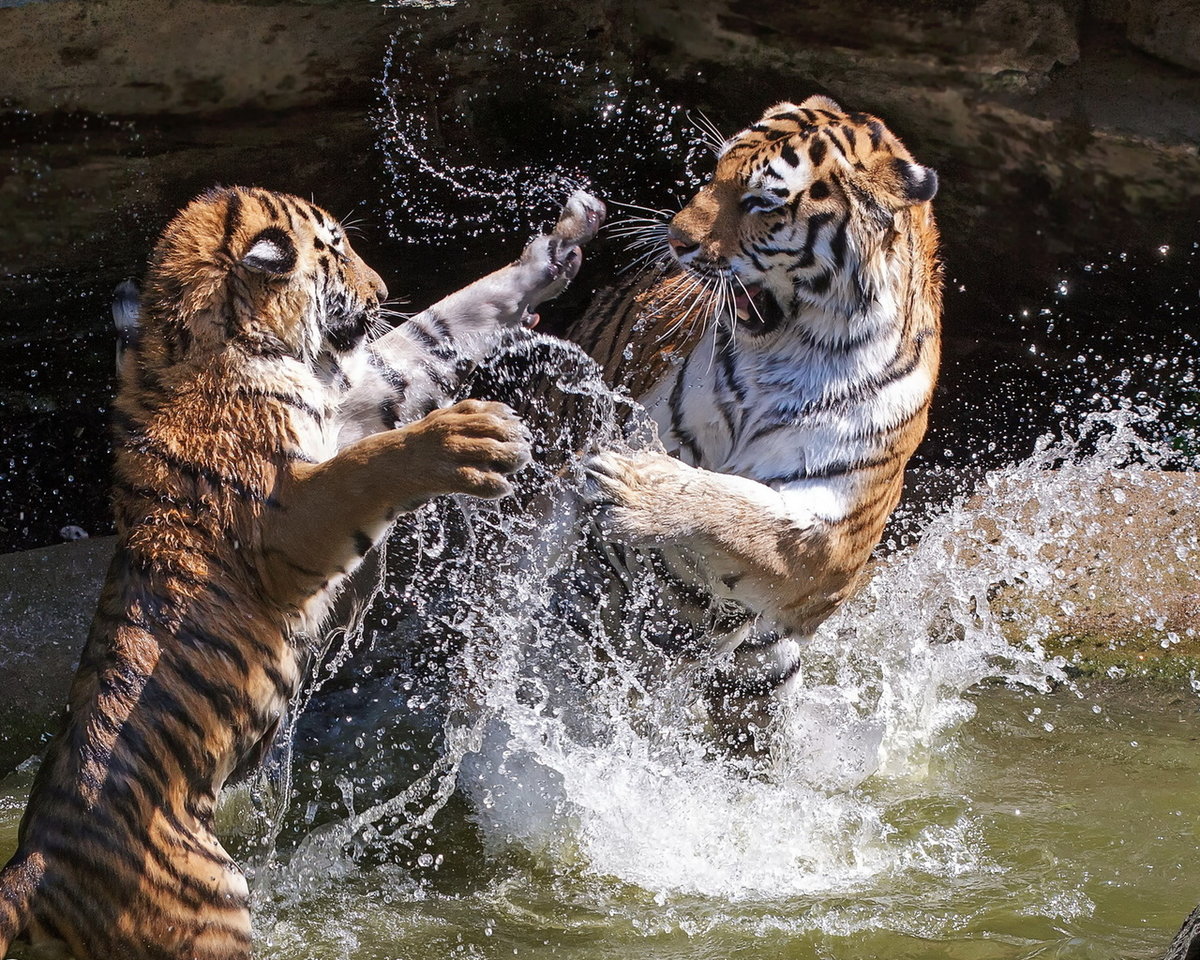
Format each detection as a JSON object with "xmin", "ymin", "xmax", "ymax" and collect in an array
[
  {"xmin": 580, "ymin": 451, "xmax": 634, "ymax": 504},
  {"xmin": 554, "ymin": 190, "xmax": 606, "ymax": 247}
]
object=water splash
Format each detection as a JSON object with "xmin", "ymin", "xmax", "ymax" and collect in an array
[
  {"xmin": 374, "ymin": 11, "xmax": 710, "ymax": 244},
  {"xmin": 241, "ymin": 329, "xmax": 1198, "ymax": 921}
]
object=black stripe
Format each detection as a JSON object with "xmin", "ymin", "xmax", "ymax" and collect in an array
[
  {"xmin": 668, "ymin": 360, "xmax": 704, "ymax": 463},
  {"xmin": 787, "ymin": 212, "xmax": 834, "ymax": 271},
  {"xmin": 825, "ymin": 127, "xmax": 851, "ymax": 161},
  {"xmin": 829, "ymin": 213, "xmax": 850, "ymax": 269},
  {"xmin": 808, "ymin": 138, "xmax": 827, "ymax": 167},
  {"xmin": 762, "ymin": 449, "xmax": 904, "ymax": 485},
  {"xmin": 169, "ymin": 656, "xmax": 254, "ymax": 724},
  {"xmin": 220, "ymin": 192, "xmax": 243, "ymax": 256},
  {"xmin": 125, "ymin": 438, "xmax": 278, "ymax": 507},
  {"xmin": 237, "ymin": 386, "xmax": 324, "ymax": 422},
  {"xmin": 404, "ymin": 320, "xmax": 440, "ymax": 350},
  {"xmin": 714, "ymin": 335, "xmax": 747, "ymax": 441},
  {"xmin": 353, "ymin": 530, "xmax": 373, "ymax": 557},
  {"xmin": 426, "ymin": 312, "xmax": 454, "ymax": 340},
  {"xmin": 369, "ymin": 350, "xmax": 411, "ymax": 393},
  {"xmin": 178, "ymin": 624, "xmax": 250, "ymax": 676},
  {"xmin": 256, "ymin": 191, "xmax": 281, "ymax": 220}
]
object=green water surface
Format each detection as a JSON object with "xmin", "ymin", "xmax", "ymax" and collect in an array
[{"xmin": 2, "ymin": 681, "xmax": 1197, "ymax": 960}]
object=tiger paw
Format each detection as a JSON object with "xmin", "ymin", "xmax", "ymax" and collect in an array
[
  {"xmin": 553, "ymin": 189, "xmax": 606, "ymax": 248},
  {"xmin": 409, "ymin": 400, "xmax": 532, "ymax": 500},
  {"xmin": 513, "ymin": 190, "xmax": 607, "ymax": 325},
  {"xmin": 581, "ymin": 450, "xmax": 696, "ymax": 545}
]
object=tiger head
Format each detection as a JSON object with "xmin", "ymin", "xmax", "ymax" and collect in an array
[
  {"xmin": 137, "ymin": 186, "xmax": 388, "ymax": 368},
  {"xmin": 666, "ymin": 95, "xmax": 938, "ymax": 339}
]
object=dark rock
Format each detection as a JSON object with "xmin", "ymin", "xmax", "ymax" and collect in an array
[
  {"xmin": 1164, "ymin": 906, "xmax": 1200, "ymax": 960},
  {"xmin": 1127, "ymin": 0, "xmax": 1200, "ymax": 72},
  {"xmin": 0, "ymin": 536, "xmax": 114, "ymax": 775},
  {"xmin": 0, "ymin": 0, "xmax": 1197, "ymax": 553}
]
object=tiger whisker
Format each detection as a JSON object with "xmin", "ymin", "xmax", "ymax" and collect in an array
[
  {"xmin": 646, "ymin": 271, "xmax": 706, "ymax": 318},
  {"xmin": 688, "ymin": 109, "xmax": 728, "ymax": 156},
  {"xmin": 605, "ymin": 198, "xmax": 674, "ymax": 219},
  {"xmin": 620, "ymin": 247, "xmax": 673, "ymax": 277},
  {"xmin": 644, "ymin": 277, "xmax": 705, "ymax": 333},
  {"xmin": 613, "ymin": 224, "xmax": 670, "ymax": 241},
  {"xmin": 607, "ymin": 225, "xmax": 670, "ymax": 242},
  {"xmin": 732, "ymin": 274, "xmax": 766, "ymax": 328},
  {"xmin": 620, "ymin": 237, "xmax": 671, "ymax": 256},
  {"xmin": 605, "ymin": 220, "xmax": 671, "ymax": 239}
]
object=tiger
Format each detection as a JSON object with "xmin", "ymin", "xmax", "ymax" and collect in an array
[
  {"xmin": 565, "ymin": 94, "xmax": 943, "ymax": 734},
  {"xmin": 0, "ymin": 185, "xmax": 603, "ymax": 960}
]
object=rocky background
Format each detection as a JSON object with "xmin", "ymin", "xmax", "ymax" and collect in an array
[
  {"xmin": 2, "ymin": 0, "xmax": 1199, "ymax": 949},
  {"xmin": 1, "ymin": 0, "xmax": 1199, "ymax": 552}
]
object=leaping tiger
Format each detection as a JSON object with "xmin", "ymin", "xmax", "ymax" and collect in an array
[
  {"xmin": 0, "ymin": 186, "xmax": 603, "ymax": 960},
  {"xmin": 567, "ymin": 95, "xmax": 942, "ymax": 732}
]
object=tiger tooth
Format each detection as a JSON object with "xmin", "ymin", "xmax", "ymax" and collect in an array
[{"xmin": 736, "ymin": 305, "xmax": 750, "ymax": 321}]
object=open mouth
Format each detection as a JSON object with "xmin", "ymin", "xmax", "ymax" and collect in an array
[
  {"xmin": 325, "ymin": 308, "xmax": 373, "ymax": 353},
  {"xmin": 732, "ymin": 284, "xmax": 787, "ymax": 335}
]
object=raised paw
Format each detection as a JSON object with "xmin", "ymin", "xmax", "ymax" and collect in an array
[
  {"xmin": 553, "ymin": 190, "xmax": 606, "ymax": 248},
  {"xmin": 513, "ymin": 190, "xmax": 607, "ymax": 320},
  {"xmin": 413, "ymin": 399, "xmax": 532, "ymax": 500},
  {"xmin": 581, "ymin": 450, "xmax": 695, "ymax": 545}
]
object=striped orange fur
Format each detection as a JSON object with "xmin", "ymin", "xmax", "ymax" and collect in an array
[
  {"xmin": 576, "ymin": 97, "xmax": 942, "ymax": 721},
  {"xmin": 0, "ymin": 186, "xmax": 540, "ymax": 959}
]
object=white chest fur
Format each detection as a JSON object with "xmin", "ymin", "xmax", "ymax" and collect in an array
[{"xmin": 642, "ymin": 317, "xmax": 933, "ymax": 524}]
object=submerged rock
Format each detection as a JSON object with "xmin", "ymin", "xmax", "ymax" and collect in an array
[{"xmin": 1164, "ymin": 906, "xmax": 1200, "ymax": 960}]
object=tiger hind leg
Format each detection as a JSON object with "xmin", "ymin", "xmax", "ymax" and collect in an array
[
  {"xmin": 0, "ymin": 852, "xmax": 43, "ymax": 958},
  {"xmin": 16, "ymin": 823, "xmax": 251, "ymax": 960}
]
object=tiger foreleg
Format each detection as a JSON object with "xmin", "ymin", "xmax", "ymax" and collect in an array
[
  {"xmin": 414, "ymin": 188, "xmax": 606, "ymax": 333},
  {"xmin": 582, "ymin": 451, "xmax": 836, "ymax": 636},
  {"xmin": 263, "ymin": 400, "xmax": 530, "ymax": 611},
  {"xmin": 337, "ymin": 191, "xmax": 605, "ymax": 442}
]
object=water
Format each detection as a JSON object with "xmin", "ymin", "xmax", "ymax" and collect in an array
[
  {"xmin": 374, "ymin": 10, "xmax": 711, "ymax": 245},
  {"xmin": 231, "ymin": 304, "xmax": 1194, "ymax": 952},
  {"xmin": 4, "ymin": 7, "xmax": 1200, "ymax": 956},
  {"xmin": 4, "ymin": 322, "xmax": 1195, "ymax": 954},
  {"xmin": 155, "ymin": 344, "xmax": 1200, "ymax": 955}
]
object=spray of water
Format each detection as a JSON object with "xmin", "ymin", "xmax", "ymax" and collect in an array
[
  {"xmin": 237, "ymin": 328, "xmax": 1197, "ymax": 930},
  {"xmin": 373, "ymin": 11, "xmax": 710, "ymax": 245}
]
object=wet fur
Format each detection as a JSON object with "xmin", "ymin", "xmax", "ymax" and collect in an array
[
  {"xmin": 574, "ymin": 97, "xmax": 942, "ymax": 717},
  {"xmin": 0, "ymin": 186, "xmax": 603, "ymax": 959}
]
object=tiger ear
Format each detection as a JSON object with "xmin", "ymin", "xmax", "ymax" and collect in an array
[
  {"xmin": 801, "ymin": 94, "xmax": 843, "ymax": 115},
  {"xmin": 894, "ymin": 159, "xmax": 938, "ymax": 205},
  {"xmin": 241, "ymin": 227, "xmax": 297, "ymax": 276}
]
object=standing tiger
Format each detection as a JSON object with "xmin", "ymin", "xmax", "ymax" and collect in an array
[
  {"xmin": 0, "ymin": 186, "xmax": 603, "ymax": 960},
  {"xmin": 568, "ymin": 95, "xmax": 942, "ymax": 729}
]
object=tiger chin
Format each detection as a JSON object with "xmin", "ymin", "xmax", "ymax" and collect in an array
[
  {"xmin": 573, "ymin": 95, "xmax": 942, "ymax": 739},
  {"xmin": 0, "ymin": 185, "xmax": 603, "ymax": 960}
]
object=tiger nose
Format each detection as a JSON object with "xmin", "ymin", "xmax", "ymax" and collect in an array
[
  {"xmin": 364, "ymin": 266, "xmax": 388, "ymax": 304},
  {"xmin": 667, "ymin": 233, "xmax": 700, "ymax": 255}
]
